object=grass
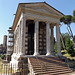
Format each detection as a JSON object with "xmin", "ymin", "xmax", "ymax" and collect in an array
[
  {"xmin": 61, "ymin": 50, "xmax": 75, "ymax": 60},
  {"xmin": 63, "ymin": 53, "xmax": 75, "ymax": 60}
]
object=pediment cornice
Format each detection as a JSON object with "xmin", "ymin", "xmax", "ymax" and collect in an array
[{"xmin": 21, "ymin": 7, "xmax": 62, "ymax": 19}]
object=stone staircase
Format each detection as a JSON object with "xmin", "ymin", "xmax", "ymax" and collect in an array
[{"xmin": 28, "ymin": 56, "xmax": 72, "ymax": 75}]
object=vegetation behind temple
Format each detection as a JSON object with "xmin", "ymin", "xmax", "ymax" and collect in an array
[{"xmin": 54, "ymin": 33, "xmax": 75, "ymax": 57}]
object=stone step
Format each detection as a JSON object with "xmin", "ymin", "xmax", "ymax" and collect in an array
[
  {"xmin": 33, "ymin": 67, "xmax": 71, "ymax": 71},
  {"xmin": 29, "ymin": 57, "xmax": 72, "ymax": 75},
  {"xmin": 34, "ymin": 71, "xmax": 72, "ymax": 75},
  {"xmin": 32, "ymin": 64, "xmax": 68, "ymax": 68}
]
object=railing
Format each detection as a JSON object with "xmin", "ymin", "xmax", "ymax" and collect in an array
[
  {"xmin": 57, "ymin": 56, "xmax": 75, "ymax": 71},
  {"xmin": 64, "ymin": 58, "xmax": 75, "ymax": 71},
  {"xmin": 68, "ymin": 61, "xmax": 75, "ymax": 71},
  {"xmin": 0, "ymin": 59, "xmax": 75, "ymax": 75},
  {"xmin": 0, "ymin": 63, "xmax": 29, "ymax": 75}
]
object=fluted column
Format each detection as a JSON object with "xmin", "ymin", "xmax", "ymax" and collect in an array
[
  {"xmin": 20, "ymin": 14, "xmax": 26, "ymax": 55},
  {"xmin": 46, "ymin": 22, "xmax": 51, "ymax": 56},
  {"xmin": 34, "ymin": 20, "xmax": 39, "ymax": 56},
  {"xmin": 50, "ymin": 25, "xmax": 55, "ymax": 55},
  {"xmin": 56, "ymin": 24, "xmax": 62, "ymax": 56}
]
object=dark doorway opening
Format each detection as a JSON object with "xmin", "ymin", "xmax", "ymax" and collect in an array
[{"xmin": 28, "ymin": 21, "xmax": 34, "ymax": 55}]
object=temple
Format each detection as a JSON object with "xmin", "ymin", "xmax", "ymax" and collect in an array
[
  {"xmin": 9, "ymin": 1, "xmax": 63, "ymax": 64},
  {"xmin": 7, "ymin": 2, "xmax": 72, "ymax": 75}
]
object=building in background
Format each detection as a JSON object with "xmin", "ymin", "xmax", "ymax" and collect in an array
[
  {"xmin": 7, "ymin": 27, "xmax": 14, "ymax": 61},
  {"xmin": 3, "ymin": 35, "xmax": 7, "ymax": 48},
  {"xmin": 0, "ymin": 35, "xmax": 7, "ymax": 54}
]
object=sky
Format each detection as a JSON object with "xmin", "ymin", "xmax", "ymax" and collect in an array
[{"xmin": 0, "ymin": 0, "xmax": 75, "ymax": 44}]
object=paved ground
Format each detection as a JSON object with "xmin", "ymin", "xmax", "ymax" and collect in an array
[
  {"xmin": 0, "ymin": 74, "xmax": 12, "ymax": 75},
  {"xmin": 71, "ymin": 72, "xmax": 75, "ymax": 75},
  {"xmin": 0, "ymin": 72, "xmax": 75, "ymax": 75}
]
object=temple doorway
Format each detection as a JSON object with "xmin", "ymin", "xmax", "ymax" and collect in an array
[{"xmin": 28, "ymin": 20, "xmax": 35, "ymax": 55}]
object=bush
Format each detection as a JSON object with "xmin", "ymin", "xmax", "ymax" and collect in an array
[
  {"xmin": 54, "ymin": 42, "xmax": 57, "ymax": 54},
  {"xmin": 0, "ymin": 54, "xmax": 6, "ymax": 59}
]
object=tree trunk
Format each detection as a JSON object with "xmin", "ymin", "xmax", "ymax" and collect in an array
[
  {"xmin": 60, "ymin": 31, "xmax": 66, "ymax": 49},
  {"xmin": 67, "ymin": 24, "xmax": 73, "ymax": 38}
]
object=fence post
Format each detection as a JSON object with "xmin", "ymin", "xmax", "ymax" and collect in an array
[{"xmin": 1, "ymin": 64, "xmax": 2, "ymax": 75}]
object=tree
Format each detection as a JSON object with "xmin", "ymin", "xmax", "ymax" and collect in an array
[
  {"xmin": 63, "ymin": 33, "xmax": 75, "ymax": 56},
  {"xmin": 0, "ymin": 54, "xmax": 5, "ymax": 59},
  {"xmin": 60, "ymin": 32, "xmax": 66, "ymax": 49},
  {"xmin": 0, "ymin": 44, "xmax": 3, "ymax": 46},
  {"xmin": 60, "ymin": 15, "xmax": 73, "ymax": 38},
  {"xmin": 73, "ymin": 36, "xmax": 75, "ymax": 43},
  {"xmin": 73, "ymin": 10, "xmax": 75, "ymax": 17},
  {"xmin": 72, "ymin": 10, "xmax": 75, "ymax": 23},
  {"xmin": 54, "ymin": 42, "xmax": 57, "ymax": 54}
]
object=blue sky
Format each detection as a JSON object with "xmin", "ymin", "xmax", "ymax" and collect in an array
[{"xmin": 0, "ymin": 0, "xmax": 75, "ymax": 44}]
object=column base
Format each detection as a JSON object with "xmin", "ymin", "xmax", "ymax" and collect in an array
[
  {"xmin": 50, "ymin": 52, "xmax": 55, "ymax": 56},
  {"xmin": 57, "ymin": 53, "xmax": 62, "ymax": 56},
  {"xmin": 33, "ymin": 52, "xmax": 39, "ymax": 56},
  {"xmin": 46, "ymin": 53, "xmax": 50, "ymax": 56}
]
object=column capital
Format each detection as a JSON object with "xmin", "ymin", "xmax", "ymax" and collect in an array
[
  {"xmin": 22, "ymin": 16, "xmax": 27, "ymax": 21},
  {"xmin": 56, "ymin": 22, "xmax": 60, "ymax": 26},
  {"xmin": 50, "ymin": 25, "xmax": 54, "ymax": 29},
  {"xmin": 45, "ymin": 21, "xmax": 51, "ymax": 24},
  {"xmin": 34, "ymin": 19, "xmax": 40, "ymax": 22}
]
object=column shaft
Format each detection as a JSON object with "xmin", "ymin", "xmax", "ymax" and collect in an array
[
  {"xmin": 56, "ymin": 24, "xmax": 62, "ymax": 56},
  {"xmin": 34, "ymin": 20, "xmax": 39, "ymax": 56},
  {"xmin": 50, "ymin": 26, "xmax": 55, "ymax": 55},
  {"xmin": 21, "ymin": 15, "xmax": 26, "ymax": 55},
  {"xmin": 46, "ymin": 22, "xmax": 51, "ymax": 56}
]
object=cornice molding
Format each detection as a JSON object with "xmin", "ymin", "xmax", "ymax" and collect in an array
[{"xmin": 23, "ymin": 7, "xmax": 62, "ymax": 19}]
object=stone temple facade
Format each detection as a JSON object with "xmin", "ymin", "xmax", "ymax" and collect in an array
[{"xmin": 9, "ymin": 2, "xmax": 64, "ymax": 66}]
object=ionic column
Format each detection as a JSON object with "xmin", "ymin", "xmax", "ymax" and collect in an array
[
  {"xmin": 50, "ymin": 25, "xmax": 55, "ymax": 55},
  {"xmin": 34, "ymin": 20, "xmax": 39, "ymax": 56},
  {"xmin": 56, "ymin": 24, "xmax": 62, "ymax": 56},
  {"xmin": 20, "ymin": 14, "xmax": 26, "ymax": 55},
  {"xmin": 46, "ymin": 22, "xmax": 51, "ymax": 56}
]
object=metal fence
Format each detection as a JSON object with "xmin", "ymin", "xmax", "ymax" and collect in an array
[{"xmin": 0, "ymin": 64, "xmax": 29, "ymax": 75}]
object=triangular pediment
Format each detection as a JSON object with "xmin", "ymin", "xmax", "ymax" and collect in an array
[
  {"xmin": 29, "ymin": 7, "xmax": 59, "ymax": 16},
  {"xmin": 20, "ymin": 2, "xmax": 64, "ymax": 17}
]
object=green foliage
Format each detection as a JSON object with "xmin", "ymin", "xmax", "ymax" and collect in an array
[
  {"xmin": 60, "ymin": 15, "xmax": 72, "ymax": 25},
  {"xmin": 54, "ymin": 42, "xmax": 57, "ymax": 54},
  {"xmin": 0, "ymin": 44, "xmax": 3, "ymax": 46},
  {"xmin": 60, "ymin": 10, "xmax": 75, "ymax": 24},
  {"xmin": 0, "ymin": 54, "xmax": 5, "ymax": 59},
  {"xmin": 73, "ymin": 36, "xmax": 75, "ymax": 43},
  {"xmin": 60, "ymin": 17, "xmax": 65, "ymax": 22},
  {"xmin": 61, "ymin": 42, "xmax": 64, "ymax": 50},
  {"xmin": 54, "ymin": 39, "xmax": 64, "ymax": 54},
  {"xmin": 63, "ymin": 34, "xmax": 75, "ymax": 56},
  {"xmin": 67, "ymin": 43, "xmax": 75, "ymax": 57},
  {"xmin": 73, "ymin": 10, "xmax": 75, "ymax": 17},
  {"xmin": 65, "ymin": 37, "xmax": 70, "ymax": 49},
  {"xmin": 72, "ymin": 16, "xmax": 75, "ymax": 23},
  {"xmin": 72, "ymin": 10, "xmax": 75, "ymax": 23},
  {"xmin": 58, "ymin": 33, "xmax": 75, "ymax": 57}
]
